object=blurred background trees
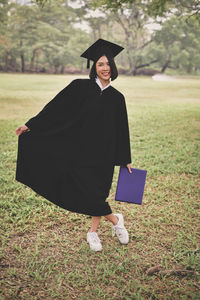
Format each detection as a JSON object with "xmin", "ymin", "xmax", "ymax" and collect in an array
[{"xmin": 0, "ymin": 0, "xmax": 199, "ymax": 75}]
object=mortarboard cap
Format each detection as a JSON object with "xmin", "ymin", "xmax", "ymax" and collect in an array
[{"xmin": 80, "ymin": 38, "xmax": 124, "ymax": 69}]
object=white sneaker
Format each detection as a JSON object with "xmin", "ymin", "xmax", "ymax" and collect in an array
[
  {"xmin": 112, "ymin": 214, "xmax": 129, "ymax": 244},
  {"xmin": 87, "ymin": 231, "xmax": 103, "ymax": 252}
]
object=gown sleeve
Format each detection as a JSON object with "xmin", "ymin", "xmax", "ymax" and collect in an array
[
  {"xmin": 115, "ymin": 96, "xmax": 132, "ymax": 166},
  {"xmin": 25, "ymin": 79, "xmax": 82, "ymax": 136}
]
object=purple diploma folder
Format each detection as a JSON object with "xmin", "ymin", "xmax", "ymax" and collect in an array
[{"xmin": 115, "ymin": 167, "xmax": 147, "ymax": 205}]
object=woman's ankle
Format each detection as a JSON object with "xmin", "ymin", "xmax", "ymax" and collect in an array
[
  {"xmin": 104, "ymin": 213, "xmax": 119, "ymax": 225},
  {"xmin": 89, "ymin": 229, "xmax": 96, "ymax": 233},
  {"xmin": 112, "ymin": 215, "xmax": 119, "ymax": 226}
]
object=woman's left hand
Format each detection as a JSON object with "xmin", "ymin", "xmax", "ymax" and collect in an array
[{"xmin": 126, "ymin": 163, "xmax": 132, "ymax": 174}]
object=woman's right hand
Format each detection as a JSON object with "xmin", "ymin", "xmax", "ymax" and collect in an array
[{"xmin": 15, "ymin": 125, "xmax": 30, "ymax": 136}]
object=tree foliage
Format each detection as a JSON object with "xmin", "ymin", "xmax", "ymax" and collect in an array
[
  {"xmin": 152, "ymin": 16, "xmax": 200, "ymax": 73},
  {"xmin": 98, "ymin": 3, "xmax": 157, "ymax": 75},
  {"xmin": 90, "ymin": 0, "xmax": 200, "ymax": 21},
  {"xmin": 0, "ymin": 0, "xmax": 90, "ymax": 72},
  {"xmin": 0, "ymin": 0, "xmax": 199, "ymax": 74}
]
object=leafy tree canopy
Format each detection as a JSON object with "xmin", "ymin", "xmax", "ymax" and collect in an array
[
  {"xmin": 34, "ymin": 0, "xmax": 200, "ymax": 22},
  {"xmin": 90, "ymin": 0, "xmax": 200, "ymax": 21}
]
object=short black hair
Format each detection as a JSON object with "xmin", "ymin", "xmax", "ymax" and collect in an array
[{"xmin": 89, "ymin": 55, "xmax": 118, "ymax": 81}]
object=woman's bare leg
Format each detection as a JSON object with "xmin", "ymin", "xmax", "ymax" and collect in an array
[
  {"xmin": 89, "ymin": 216, "xmax": 101, "ymax": 232},
  {"xmin": 104, "ymin": 213, "xmax": 118, "ymax": 225},
  {"xmin": 89, "ymin": 213, "xmax": 118, "ymax": 232}
]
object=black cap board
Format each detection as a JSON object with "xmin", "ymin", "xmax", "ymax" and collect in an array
[{"xmin": 80, "ymin": 38, "xmax": 124, "ymax": 69}]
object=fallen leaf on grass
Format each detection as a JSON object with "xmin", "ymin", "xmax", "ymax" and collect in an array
[
  {"xmin": 146, "ymin": 266, "xmax": 199, "ymax": 277},
  {"xmin": 146, "ymin": 265, "xmax": 162, "ymax": 275},
  {"xmin": 159, "ymin": 269, "xmax": 200, "ymax": 277}
]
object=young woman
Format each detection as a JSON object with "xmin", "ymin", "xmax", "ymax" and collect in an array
[{"xmin": 16, "ymin": 39, "xmax": 132, "ymax": 252}]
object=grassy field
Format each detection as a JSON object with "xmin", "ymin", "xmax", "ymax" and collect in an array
[{"xmin": 0, "ymin": 73, "xmax": 199, "ymax": 299}]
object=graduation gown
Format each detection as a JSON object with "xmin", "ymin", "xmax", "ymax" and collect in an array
[{"xmin": 16, "ymin": 78, "xmax": 131, "ymax": 216}]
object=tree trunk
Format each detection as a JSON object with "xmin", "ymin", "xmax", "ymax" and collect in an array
[
  {"xmin": 136, "ymin": 60, "xmax": 158, "ymax": 70},
  {"xmin": 132, "ymin": 67, "xmax": 137, "ymax": 76},
  {"xmin": 126, "ymin": 52, "xmax": 136, "ymax": 75},
  {"xmin": 161, "ymin": 60, "xmax": 170, "ymax": 73},
  {"xmin": 60, "ymin": 65, "xmax": 65, "ymax": 74},
  {"xmin": 19, "ymin": 40, "xmax": 25, "ymax": 72},
  {"xmin": 4, "ymin": 52, "xmax": 8, "ymax": 72},
  {"xmin": 187, "ymin": 63, "xmax": 193, "ymax": 73},
  {"xmin": 54, "ymin": 66, "xmax": 58, "ymax": 74},
  {"xmin": 20, "ymin": 53, "xmax": 25, "ymax": 72},
  {"xmin": 30, "ymin": 49, "xmax": 38, "ymax": 71}
]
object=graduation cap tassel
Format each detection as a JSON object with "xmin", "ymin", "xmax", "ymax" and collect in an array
[{"xmin": 87, "ymin": 59, "xmax": 90, "ymax": 69}]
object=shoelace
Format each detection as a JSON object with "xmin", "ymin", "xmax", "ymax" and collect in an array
[
  {"xmin": 112, "ymin": 225, "xmax": 125, "ymax": 237},
  {"xmin": 89, "ymin": 232, "xmax": 100, "ymax": 243}
]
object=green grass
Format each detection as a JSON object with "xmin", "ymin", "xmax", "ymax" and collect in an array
[{"xmin": 0, "ymin": 73, "xmax": 200, "ymax": 299}]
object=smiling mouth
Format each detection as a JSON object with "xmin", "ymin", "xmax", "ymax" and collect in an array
[{"xmin": 101, "ymin": 72, "xmax": 110, "ymax": 76}]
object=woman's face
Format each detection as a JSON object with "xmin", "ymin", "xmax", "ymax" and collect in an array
[{"xmin": 96, "ymin": 55, "xmax": 111, "ymax": 82}]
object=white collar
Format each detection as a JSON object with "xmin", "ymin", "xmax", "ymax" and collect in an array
[{"xmin": 95, "ymin": 77, "xmax": 111, "ymax": 91}]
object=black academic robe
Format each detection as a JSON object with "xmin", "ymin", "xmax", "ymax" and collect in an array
[{"xmin": 16, "ymin": 78, "xmax": 131, "ymax": 216}]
